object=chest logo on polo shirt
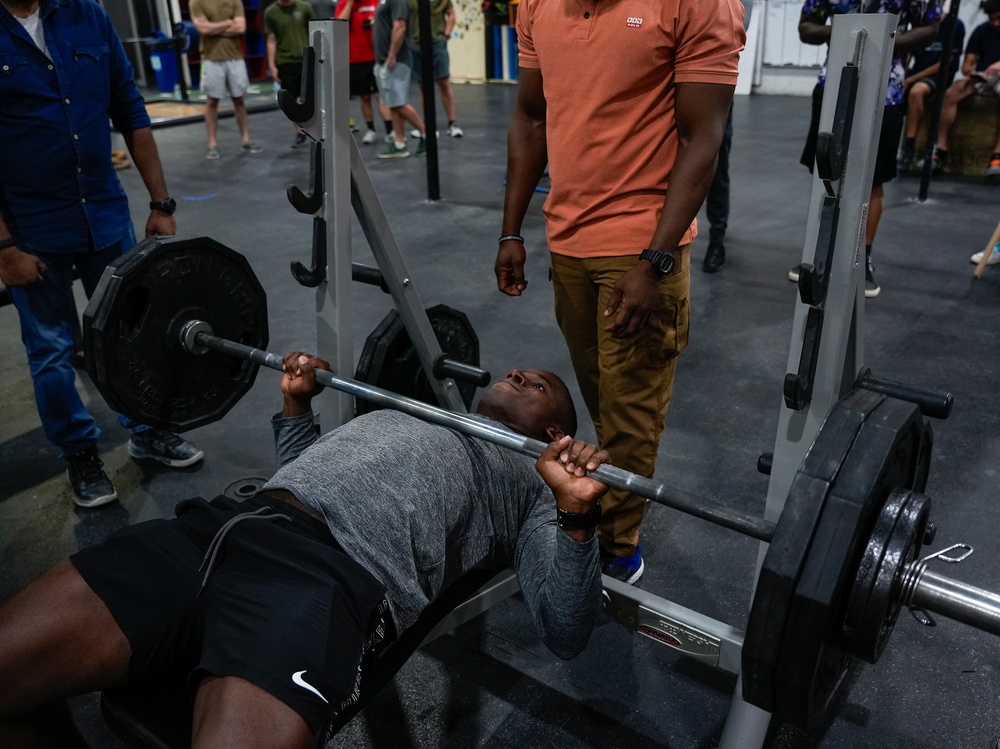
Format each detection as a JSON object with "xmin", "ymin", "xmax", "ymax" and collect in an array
[{"xmin": 626, "ymin": 16, "xmax": 643, "ymax": 28}]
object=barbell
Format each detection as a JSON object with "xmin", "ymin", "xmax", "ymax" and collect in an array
[{"xmin": 82, "ymin": 236, "xmax": 1000, "ymax": 730}]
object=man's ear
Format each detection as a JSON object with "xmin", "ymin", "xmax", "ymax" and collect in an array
[{"xmin": 545, "ymin": 425, "xmax": 565, "ymax": 442}]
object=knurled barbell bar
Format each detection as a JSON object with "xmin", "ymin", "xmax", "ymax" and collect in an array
[{"xmin": 82, "ymin": 236, "xmax": 1000, "ymax": 730}]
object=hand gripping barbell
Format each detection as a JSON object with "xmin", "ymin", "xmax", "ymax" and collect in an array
[{"xmin": 83, "ymin": 236, "xmax": 1000, "ymax": 729}]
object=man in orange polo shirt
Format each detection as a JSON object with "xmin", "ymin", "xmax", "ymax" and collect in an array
[{"xmin": 494, "ymin": 0, "xmax": 746, "ymax": 584}]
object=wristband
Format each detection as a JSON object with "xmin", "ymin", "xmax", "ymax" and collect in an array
[
  {"xmin": 499, "ymin": 234, "xmax": 524, "ymax": 245},
  {"xmin": 557, "ymin": 502, "xmax": 602, "ymax": 532},
  {"xmin": 0, "ymin": 237, "xmax": 18, "ymax": 251}
]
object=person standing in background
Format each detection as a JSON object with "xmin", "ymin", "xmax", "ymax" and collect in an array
[
  {"xmin": 190, "ymin": 0, "xmax": 264, "ymax": 158},
  {"xmin": 266, "ymin": 0, "xmax": 315, "ymax": 148},
  {"xmin": 0, "ymin": 0, "xmax": 204, "ymax": 508}
]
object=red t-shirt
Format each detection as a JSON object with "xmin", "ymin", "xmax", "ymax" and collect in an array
[{"xmin": 348, "ymin": 1, "xmax": 377, "ymax": 63}]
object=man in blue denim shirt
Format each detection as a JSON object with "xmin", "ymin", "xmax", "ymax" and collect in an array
[{"xmin": 0, "ymin": 0, "xmax": 204, "ymax": 508}]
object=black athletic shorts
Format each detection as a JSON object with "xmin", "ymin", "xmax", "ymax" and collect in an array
[
  {"xmin": 349, "ymin": 61, "xmax": 377, "ymax": 98},
  {"xmin": 70, "ymin": 493, "xmax": 393, "ymax": 735},
  {"xmin": 800, "ymin": 82, "xmax": 905, "ymax": 186},
  {"xmin": 277, "ymin": 62, "xmax": 303, "ymax": 99}
]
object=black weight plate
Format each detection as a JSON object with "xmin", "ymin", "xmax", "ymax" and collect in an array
[
  {"xmin": 355, "ymin": 304, "xmax": 480, "ymax": 415},
  {"xmin": 772, "ymin": 397, "xmax": 927, "ymax": 729},
  {"xmin": 83, "ymin": 236, "xmax": 268, "ymax": 432},
  {"xmin": 742, "ymin": 388, "xmax": 885, "ymax": 713},
  {"xmin": 847, "ymin": 488, "xmax": 930, "ymax": 663}
]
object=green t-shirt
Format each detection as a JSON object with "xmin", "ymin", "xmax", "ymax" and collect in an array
[
  {"xmin": 189, "ymin": 0, "xmax": 245, "ymax": 62},
  {"xmin": 408, "ymin": 0, "xmax": 451, "ymax": 44},
  {"xmin": 264, "ymin": 0, "xmax": 314, "ymax": 66}
]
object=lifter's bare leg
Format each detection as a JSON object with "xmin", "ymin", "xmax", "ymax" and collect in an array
[{"xmin": 192, "ymin": 675, "xmax": 316, "ymax": 749}]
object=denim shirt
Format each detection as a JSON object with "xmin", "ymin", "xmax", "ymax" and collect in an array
[{"xmin": 0, "ymin": 0, "xmax": 151, "ymax": 253}]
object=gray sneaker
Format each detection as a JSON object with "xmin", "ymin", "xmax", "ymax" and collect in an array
[
  {"xmin": 205, "ymin": 146, "xmax": 221, "ymax": 160},
  {"xmin": 241, "ymin": 142, "xmax": 263, "ymax": 155},
  {"xmin": 129, "ymin": 428, "xmax": 205, "ymax": 468}
]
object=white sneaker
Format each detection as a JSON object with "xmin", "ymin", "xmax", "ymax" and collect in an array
[
  {"xmin": 362, "ymin": 129, "xmax": 378, "ymax": 145},
  {"xmin": 411, "ymin": 128, "xmax": 437, "ymax": 138},
  {"xmin": 970, "ymin": 244, "xmax": 1000, "ymax": 265},
  {"xmin": 447, "ymin": 124, "xmax": 463, "ymax": 138},
  {"xmin": 384, "ymin": 133, "xmax": 395, "ymax": 144}
]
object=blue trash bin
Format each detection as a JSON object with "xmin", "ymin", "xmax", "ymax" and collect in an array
[{"xmin": 148, "ymin": 30, "xmax": 178, "ymax": 94}]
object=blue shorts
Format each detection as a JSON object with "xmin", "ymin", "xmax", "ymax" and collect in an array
[{"xmin": 408, "ymin": 39, "xmax": 450, "ymax": 82}]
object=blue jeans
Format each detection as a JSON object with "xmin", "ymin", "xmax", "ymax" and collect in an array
[
  {"xmin": 706, "ymin": 104, "xmax": 734, "ymax": 248},
  {"xmin": 9, "ymin": 228, "xmax": 145, "ymax": 460}
]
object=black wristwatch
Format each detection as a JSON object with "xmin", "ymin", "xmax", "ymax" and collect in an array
[
  {"xmin": 557, "ymin": 502, "xmax": 602, "ymax": 532},
  {"xmin": 149, "ymin": 198, "xmax": 177, "ymax": 215},
  {"xmin": 639, "ymin": 248, "xmax": 675, "ymax": 276}
]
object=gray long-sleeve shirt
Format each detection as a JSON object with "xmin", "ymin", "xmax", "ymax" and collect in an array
[{"xmin": 261, "ymin": 409, "xmax": 602, "ymax": 659}]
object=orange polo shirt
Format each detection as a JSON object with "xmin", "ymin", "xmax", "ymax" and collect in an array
[{"xmin": 516, "ymin": 0, "xmax": 746, "ymax": 258}]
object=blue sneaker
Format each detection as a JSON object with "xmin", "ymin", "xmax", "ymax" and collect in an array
[{"xmin": 602, "ymin": 546, "xmax": 644, "ymax": 585}]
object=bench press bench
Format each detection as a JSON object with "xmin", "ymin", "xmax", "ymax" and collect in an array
[{"xmin": 99, "ymin": 567, "xmax": 513, "ymax": 748}]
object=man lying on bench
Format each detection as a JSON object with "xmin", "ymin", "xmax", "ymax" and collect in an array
[{"xmin": 0, "ymin": 351, "xmax": 609, "ymax": 749}]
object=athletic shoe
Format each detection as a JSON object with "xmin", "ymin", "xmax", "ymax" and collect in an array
[
  {"xmin": 378, "ymin": 142, "xmax": 409, "ymax": 159},
  {"xmin": 205, "ymin": 146, "xmax": 221, "ymax": 160},
  {"xmin": 128, "ymin": 428, "xmax": 205, "ymax": 468},
  {"xmin": 411, "ymin": 128, "xmax": 437, "ymax": 139},
  {"xmin": 384, "ymin": 133, "xmax": 395, "ymax": 144},
  {"xmin": 864, "ymin": 258, "xmax": 881, "ymax": 299},
  {"xmin": 241, "ymin": 142, "xmax": 263, "ymax": 154},
  {"xmin": 987, "ymin": 155, "xmax": 1000, "ymax": 177},
  {"xmin": 602, "ymin": 546, "xmax": 644, "ymax": 585},
  {"xmin": 787, "ymin": 266, "xmax": 800, "ymax": 283},
  {"xmin": 447, "ymin": 123, "xmax": 464, "ymax": 138},
  {"xmin": 703, "ymin": 243, "xmax": 725, "ymax": 273},
  {"xmin": 349, "ymin": 118, "xmax": 358, "ymax": 132},
  {"xmin": 414, "ymin": 138, "xmax": 426, "ymax": 157},
  {"xmin": 970, "ymin": 242, "xmax": 1000, "ymax": 265},
  {"xmin": 291, "ymin": 132, "xmax": 308, "ymax": 149},
  {"xmin": 66, "ymin": 448, "xmax": 118, "ymax": 508},
  {"xmin": 362, "ymin": 129, "xmax": 378, "ymax": 145}
]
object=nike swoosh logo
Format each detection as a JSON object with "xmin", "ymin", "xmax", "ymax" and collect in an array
[{"xmin": 292, "ymin": 670, "xmax": 329, "ymax": 703}]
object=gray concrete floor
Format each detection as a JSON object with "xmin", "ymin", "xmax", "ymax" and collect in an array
[{"xmin": 1, "ymin": 86, "xmax": 999, "ymax": 748}]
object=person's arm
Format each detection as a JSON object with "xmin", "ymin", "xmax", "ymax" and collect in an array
[
  {"xmin": 799, "ymin": 14, "xmax": 832, "ymax": 46},
  {"xmin": 444, "ymin": 4, "xmax": 455, "ymax": 38},
  {"xmin": 0, "ymin": 214, "xmax": 46, "ymax": 287},
  {"xmin": 961, "ymin": 51, "xmax": 978, "ymax": 78},
  {"xmin": 271, "ymin": 352, "xmax": 327, "ymax": 466},
  {"xmin": 191, "ymin": 13, "xmax": 234, "ymax": 36},
  {"xmin": 905, "ymin": 61, "xmax": 939, "ymax": 89},
  {"xmin": 386, "ymin": 17, "xmax": 407, "ymax": 69},
  {"xmin": 602, "ymin": 82, "xmax": 734, "ymax": 338},
  {"xmin": 514, "ymin": 437, "xmax": 609, "ymax": 659},
  {"xmin": 494, "ymin": 66, "xmax": 547, "ymax": 297},
  {"xmin": 223, "ymin": 14, "xmax": 247, "ymax": 36},
  {"xmin": 894, "ymin": 20, "xmax": 938, "ymax": 56},
  {"xmin": 120, "ymin": 127, "xmax": 175, "ymax": 237},
  {"xmin": 334, "ymin": 0, "xmax": 353, "ymax": 19},
  {"xmin": 266, "ymin": 32, "xmax": 279, "ymax": 81}
]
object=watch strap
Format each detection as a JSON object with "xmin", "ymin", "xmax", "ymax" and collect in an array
[
  {"xmin": 556, "ymin": 502, "xmax": 602, "ymax": 531},
  {"xmin": 639, "ymin": 248, "xmax": 675, "ymax": 276},
  {"xmin": 149, "ymin": 198, "xmax": 177, "ymax": 215},
  {"xmin": 0, "ymin": 236, "xmax": 18, "ymax": 251}
]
